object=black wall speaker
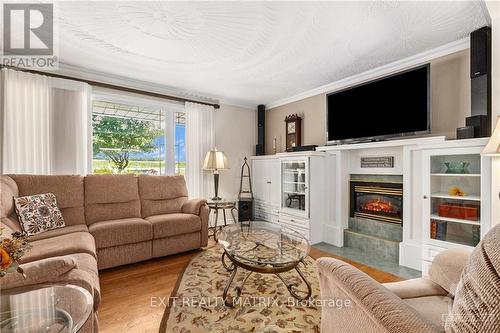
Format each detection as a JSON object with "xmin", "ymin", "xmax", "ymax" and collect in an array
[
  {"xmin": 238, "ymin": 199, "xmax": 253, "ymax": 222},
  {"xmin": 466, "ymin": 115, "xmax": 490, "ymax": 138},
  {"xmin": 256, "ymin": 104, "xmax": 265, "ymax": 155},
  {"xmin": 469, "ymin": 26, "xmax": 491, "ymax": 137},
  {"xmin": 255, "ymin": 144, "xmax": 264, "ymax": 156},
  {"xmin": 456, "ymin": 125, "xmax": 475, "ymax": 139},
  {"xmin": 470, "ymin": 27, "xmax": 491, "ymax": 78}
]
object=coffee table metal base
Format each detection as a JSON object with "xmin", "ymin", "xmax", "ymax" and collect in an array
[{"xmin": 221, "ymin": 251, "xmax": 312, "ymax": 307}]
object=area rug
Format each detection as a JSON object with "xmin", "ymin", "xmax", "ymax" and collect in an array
[{"xmin": 159, "ymin": 245, "xmax": 321, "ymax": 333}]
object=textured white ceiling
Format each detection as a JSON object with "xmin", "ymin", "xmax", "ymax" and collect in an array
[{"xmin": 56, "ymin": 1, "xmax": 489, "ymax": 107}]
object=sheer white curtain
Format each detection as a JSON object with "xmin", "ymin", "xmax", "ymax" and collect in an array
[
  {"xmin": 50, "ymin": 78, "xmax": 92, "ymax": 175},
  {"xmin": 1, "ymin": 69, "xmax": 52, "ymax": 174},
  {"xmin": 1, "ymin": 68, "xmax": 91, "ymax": 175},
  {"xmin": 185, "ymin": 101, "xmax": 215, "ymax": 198}
]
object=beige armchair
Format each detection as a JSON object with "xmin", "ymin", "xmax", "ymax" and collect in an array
[{"xmin": 318, "ymin": 223, "xmax": 500, "ymax": 333}]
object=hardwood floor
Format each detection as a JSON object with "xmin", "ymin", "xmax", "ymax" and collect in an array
[{"xmin": 98, "ymin": 243, "xmax": 402, "ymax": 333}]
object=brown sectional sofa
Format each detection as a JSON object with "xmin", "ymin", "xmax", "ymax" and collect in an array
[{"xmin": 0, "ymin": 174, "xmax": 209, "ymax": 333}]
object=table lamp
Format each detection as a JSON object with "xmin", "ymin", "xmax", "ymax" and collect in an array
[
  {"xmin": 203, "ymin": 148, "xmax": 229, "ymax": 200},
  {"xmin": 482, "ymin": 116, "xmax": 500, "ymax": 199},
  {"xmin": 482, "ymin": 116, "xmax": 500, "ymax": 156}
]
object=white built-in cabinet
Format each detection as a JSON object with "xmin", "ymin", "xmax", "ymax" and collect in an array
[
  {"xmin": 252, "ymin": 157, "xmax": 280, "ymax": 223},
  {"xmin": 420, "ymin": 145, "xmax": 491, "ymax": 276},
  {"xmin": 250, "ymin": 152, "xmax": 325, "ymax": 244},
  {"xmin": 249, "ymin": 137, "xmax": 493, "ymax": 273}
]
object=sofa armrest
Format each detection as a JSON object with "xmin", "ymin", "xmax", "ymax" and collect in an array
[
  {"xmin": 383, "ymin": 278, "xmax": 448, "ymax": 299},
  {"xmin": 317, "ymin": 257, "xmax": 442, "ymax": 333},
  {"xmin": 0, "ymin": 256, "xmax": 76, "ymax": 290},
  {"xmin": 428, "ymin": 248, "xmax": 471, "ymax": 296},
  {"xmin": 181, "ymin": 198, "xmax": 207, "ymax": 215}
]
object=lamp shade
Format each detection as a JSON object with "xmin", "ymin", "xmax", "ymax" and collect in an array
[
  {"xmin": 482, "ymin": 116, "xmax": 500, "ymax": 156},
  {"xmin": 203, "ymin": 148, "xmax": 229, "ymax": 170}
]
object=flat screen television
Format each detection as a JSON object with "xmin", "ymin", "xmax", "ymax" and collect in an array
[{"xmin": 327, "ymin": 64, "xmax": 430, "ymax": 144}]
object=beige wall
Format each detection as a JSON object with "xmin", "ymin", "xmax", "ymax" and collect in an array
[
  {"xmin": 215, "ymin": 104, "xmax": 256, "ymax": 199},
  {"xmin": 265, "ymin": 50, "xmax": 471, "ymax": 154},
  {"xmin": 430, "ymin": 50, "xmax": 470, "ymax": 138},
  {"xmin": 266, "ymin": 93, "xmax": 327, "ymax": 154}
]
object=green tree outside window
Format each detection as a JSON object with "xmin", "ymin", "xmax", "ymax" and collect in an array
[{"xmin": 92, "ymin": 115, "xmax": 163, "ymax": 173}]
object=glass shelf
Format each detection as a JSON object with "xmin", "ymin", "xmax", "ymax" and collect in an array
[
  {"xmin": 430, "ymin": 214, "xmax": 480, "ymax": 226},
  {"xmin": 281, "ymin": 160, "xmax": 307, "ymax": 213},
  {"xmin": 430, "ymin": 193, "xmax": 480, "ymax": 201},
  {"xmin": 431, "ymin": 173, "xmax": 480, "ymax": 177}
]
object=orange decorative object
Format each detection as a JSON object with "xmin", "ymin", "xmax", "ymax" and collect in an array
[
  {"xmin": 0, "ymin": 228, "xmax": 31, "ymax": 277},
  {"xmin": 448, "ymin": 187, "xmax": 465, "ymax": 197},
  {"xmin": 438, "ymin": 204, "xmax": 479, "ymax": 221},
  {"xmin": 0, "ymin": 248, "xmax": 12, "ymax": 269}
]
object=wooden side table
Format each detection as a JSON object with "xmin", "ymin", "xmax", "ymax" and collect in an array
[{"xmin": 207, "ymin": 199, "xmax": 238, "ymax": 240}]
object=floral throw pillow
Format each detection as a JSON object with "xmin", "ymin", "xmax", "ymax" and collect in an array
[{"xmin": 14, "ymin": 193, "xmax": 65, "ymax": 236}]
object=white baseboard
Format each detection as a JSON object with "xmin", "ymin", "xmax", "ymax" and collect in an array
[
  {"xmin": 323, "ymin": 224, "xmax": 344, "ymax": 247},
  {"xmin": 399, "ymin": 241, "xmax": 422, "ymax": 271}
]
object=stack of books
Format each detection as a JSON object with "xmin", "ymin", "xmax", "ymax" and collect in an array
[{"xmin": 431, "ymin": 220, "xmax": 447, "ymax": 241}]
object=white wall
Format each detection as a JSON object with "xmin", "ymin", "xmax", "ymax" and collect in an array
[
  {"xmin": 487, "ymin": 1, "xmax": 500, "ymax": 229},
  {"xmin": 487, "ymin": 1, "xmax": 500, "ymax": 124},
  {"xmin": 214, "ymin": 104, "xmax": 256, "ymax": 199}
]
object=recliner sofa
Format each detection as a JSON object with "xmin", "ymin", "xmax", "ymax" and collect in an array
[
  {"xmin": 0, "ymin": 173, "xmax": 209, "ymax": 333},
  {"xmin": 317, "ymin": 223, "xmax": 500, "ymax": 332}
]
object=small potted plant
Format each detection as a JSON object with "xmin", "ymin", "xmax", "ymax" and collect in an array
[{"xmin": 0, "ymin": 227, "xmax": 31, "ymax": 278}]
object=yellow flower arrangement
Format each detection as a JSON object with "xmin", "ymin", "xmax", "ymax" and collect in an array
[
  {"xmin": 0, "ymin": 227, "xmax": 31, "ymax": 278},
  {"xmin": 449, "ymin": 186, "xmax": 465, "ymax": 197}
]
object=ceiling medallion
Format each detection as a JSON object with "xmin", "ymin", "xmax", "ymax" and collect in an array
[{"xmin": 117, "ymin": 2, "xmax": 205, "ymax": 41}]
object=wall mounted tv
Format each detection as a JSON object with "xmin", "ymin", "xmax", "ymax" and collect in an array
[{"xmin": 327, "ymin": 64, "xmax": 430, "ymax": 144}]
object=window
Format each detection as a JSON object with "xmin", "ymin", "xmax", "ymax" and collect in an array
[
  {"xmin": 175, "ymin": 111, "xmax": 186, "ymax": 175},
  {"xmin": 91, "ymin": 96, "xmax": 185, "ymax": 175}
]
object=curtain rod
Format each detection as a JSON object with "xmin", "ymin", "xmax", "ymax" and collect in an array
[{"xmin": 0, "ymin": 65, "xmax": 220, "ymax": 109}]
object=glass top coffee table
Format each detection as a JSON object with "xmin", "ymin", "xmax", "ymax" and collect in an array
[
  {"xmin": 0, "ymin": 284, "xmax": 93, "ymax": 333},
  {"xmin": 218, "ymin": 221, "xmax": 311, "ymax": 306}
]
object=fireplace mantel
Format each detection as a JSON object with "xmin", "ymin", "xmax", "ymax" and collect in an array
[{"xmin": 317, "ymin": 136, "xmax": 446, "ymax": 151}]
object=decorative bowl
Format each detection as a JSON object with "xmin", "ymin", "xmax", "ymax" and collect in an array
[{"xmin": 444, "ymin": 162, "xmax": 470, "ymax": 174}]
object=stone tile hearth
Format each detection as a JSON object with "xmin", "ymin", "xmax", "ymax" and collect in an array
[
  {"xmin": 324, "ymin": 173, "xmax": 423, "ymax": 278},
  {"xmin": 345, "ymin": 217, "xmax": 402, "ymax": 262},
  {"xmin": 314, "ymin": 242, "xmax": 420, "ymax": 280}
]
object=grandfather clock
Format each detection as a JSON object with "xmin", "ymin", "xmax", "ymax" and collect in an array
[{"xmin": 285, "ymin": 114, "xmax": 302, "ymax": 151}]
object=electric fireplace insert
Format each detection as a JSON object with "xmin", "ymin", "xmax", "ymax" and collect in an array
[{"xmin": 350, "ymin": 181, "xmax": 403, "ymax": 224}]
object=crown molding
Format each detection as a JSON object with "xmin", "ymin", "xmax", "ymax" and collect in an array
[
  {"xmin": 266, "ymin": 38, "xmax": 470, "ymax": 109},
  {"xmin": 50, "ymin": 36, "xmax": 470, "ymax": 112},
  {"xmin": 216, "ymin": 100, "xmax": 256, "ymax": 110},
  {"xmin": 484, "ymin": 1, "xmax": 497, "ymax": 21},
  {"xmin": 51, "ymin": 62, "xmax": 254, "ymax": 109}
]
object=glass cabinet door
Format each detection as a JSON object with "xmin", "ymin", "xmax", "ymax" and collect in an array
[
  {"xmin": 428, "ymin": 154, "xmax": 481, "ymax": 247},
  {"xmin": 281, "ymin": 159, "xmax": 308, "ymax": 215}
]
